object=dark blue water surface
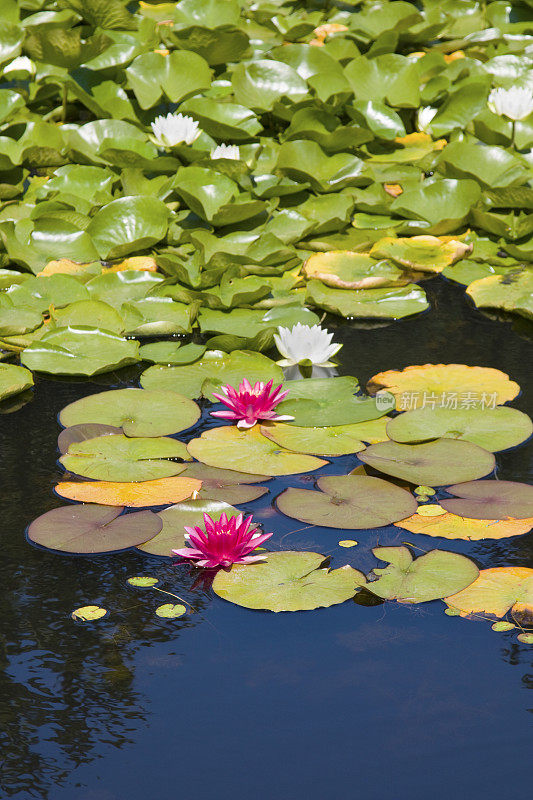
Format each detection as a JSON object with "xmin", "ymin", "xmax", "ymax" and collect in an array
[{"xmin": 1, "ymin": 278, "xmax": 532, "ymax": 800}]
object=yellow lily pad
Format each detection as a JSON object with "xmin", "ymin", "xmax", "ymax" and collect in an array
[
  {"xmin": 303, "ymin": 251, "xmax": 403, "ymax": 289},
  {"xmin": 72, "ymin": 605, "xmax": 107, "ymax": 622},
  {"xmin": 55, "ymin": 476, "xmax": 202, "ymax": 507},
  {"xmin": 370, "ymin": 235, "xmax": 472, "ymax": 273},
  {"xmin": 444, "ymin": 567, "xmax": 533, "ymax": 621},
  {"xmin": 395, "ymin": 510, "xmax": 533, "ymax": 540}
]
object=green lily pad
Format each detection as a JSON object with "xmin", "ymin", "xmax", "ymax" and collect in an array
[
  {"xmin": 58, "ymin": 423, "xmax": 123, "ymax": 454},
  {"xmin": 28, "ymin": 504, "xmax": 162, "ymax": 553},
  {"xmin": 441, "ymin": 481, "xmax": 533, "ymax": 520},
  {"xmin": 5, "ymin": 274, "xmax": 89, "ymax": 313},
  {"xmin": 20, "ymin": 327, "xmax": 140, "ymax": 376},
  {"xmin": 72, "ymin": 606, "xmax": 108, "ymax": 622},
  {"xmin": 276, "ymin": 475, "xmax": 417, "ymax": 529},
  {"xmin": 466, "ymin": 270, "xmax": 533, "ymax": 321},
  {"xmin": 140, "ymin": 350, "xmax": 283, "ymax": 400},
  {"xmin": 127, "ymin": 577, "xmax": 159, "ymax": 588},
  {"xmin": 138, "ymin": 499, "xmax": 240, "ymax": 556},
  {"xmin": 51, "ymin": 299, "xmax": 125, "ymax": 334},
  {"xmin": 86, "ymin": 197, "xmax": 169, "ymax": 260},
  {"xmin": 87, "ymin": 270, "xmax": 165, "ymax": 308},
  {"xmin": 179, "ymin": 463, "xmax": 271, "ymax": 504},
  {"xmin": 261, "ymin": 422, "xmax": 366, "ymax": 456},
  {"xmin": 359, "ymin": 439, "xmax": 496, "ymax": 486},
  {"xmin": 126, "ymin": 50, "xmax": 212, "ymax": 109},
  {"xmin": 386, "ymin": 406, "xmax": 532, "ymax": 452},
  {"xmin": 306, "ymin": 280, "xmax": 429, "ymax": 319},
  {"xmin": 369, "ymin": 235, "xmax": 471, "ymax": 273},
  {"xmin": 213, "ymin": 551, "xmax": 366, "ymax": 612},
  {"xmin": 0, "ymin": 363, "xmax": 34, "ymax": 401},
  {"xmin": 122, "ymin": 298, "xmax": 194, "ymax": 336},
  {"xmin": 303, "ymin": 251, "xmax": 403, "ymax": 289},
  {"xmin": 155, "ymin": 604, "xmax": 187, "ymax": 618},
  {"xmin": 59, "ymin": 388, "xmax": 200, "ymax": 437},
  {"xmin": 60, "ymin": 434, "xmax": 190, "ymax": 482},
  {"xmin": 139, "ymin": 342, "xmax": 207, "ymax": 365},
  {"xmin": 276, "ymin": 377, "xmax": 394, "ymax": 427},
  {"xmin": 186, "ymin": 425, "xmax": 327, "ymax": 476},
  {"xmin": 367, "ymin": 546, "xmax": 479, "ymax": 602},
  {"xmin": 0, "ymin": 305, "xmax": 43, "ymax": 336}
]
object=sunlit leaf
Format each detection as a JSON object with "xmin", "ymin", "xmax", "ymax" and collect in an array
[
  {"xmin": 155, "ymin": 603, "xmax": 186, "ymax": 618},
  {"xmin": 0, "ymin": 363, "xmax": 33, "ymax": 401},
  {"xmin": 72, "ymin": 605, "xmax": 107, "ymax": 622},
  {"xmin": 395, "ymin": 510, "xmax": 533, "ymax": 540},
  {"xmin": 55, "ymin": 476, "xmax": 202, "ymax": 507},
  {"xmin": 127, "ymin": 577, "xmax": 159, "ymax": 587},
  {"xmin": 444, "ymin": 567, "xmax": 533, "ymax": 622}
]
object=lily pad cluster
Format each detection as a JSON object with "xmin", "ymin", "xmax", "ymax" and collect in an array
[
  {"xmin": 1, "ymin": 0, "xmax": 533, "ymax": 404},
  {"xmin": 25, "ymin": 358, "xmax": 533, "ymax": 641}
]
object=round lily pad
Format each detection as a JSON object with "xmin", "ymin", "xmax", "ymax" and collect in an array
[
  {"xmin": 0, "ymin": 363, "xmax": 34, "ymax": 402},
  {"xmin": 72, "ymin": 605, "xmax": 108, "ymax": 622},
  {"xmin": 368, "ymin": 545, "xmax": 479, "ymax": 602},
  {"xmin": 58, "ymin": 423, "xmax": 123, "ymax": 455},
  {"xmin": 179, "ymin": 463, "xmax": 271, "ymax": 503},
  {"xmin": 186, "ymin": 426, "xmax": 327, "ymax": 476},
  {"xmin": 212, "ymin": 551, "xmax": 366, "ymax": 612},
  {"xmin": 386, "ymin": 406, "xmax": 532, "ymax": 452},
  {"xmin": 138, "ymin": 499, "xmax": 240, "ymax": 556},
  {"xmin": 60, "ymin": 434, "xmax": 190, "ymax": 482},
  {"xmin": 28, "ymin": 504, "xmax": 162, "ymax": 553},
  {"xmin": 261, "ymin": 422, "xmax": 366, "ymax": 456},
  {"xmin": 358, "ymin": 439, "xmax": 496, "ymax": 486},
  {"xmin": 395, "ymin": 510, "xmax": 533, "ymax": 540},
  {"xmin": 127, "ymin": 576, "xmax": 159, "ymax": 587},
  {"xmin": 276, "ymin": 475, "xmax": 417, "ymax": 529},
  {"xmin": 156, "ymin": 603, "xmax": 186, "ymax": 618},
  {"xmin": 440, "ymin": 480, "xmax": 533, "ymax": 520},
  {"xmin": 54, "ymin": 476, "xmax": 202, "ymax": 507},
  {"xmin": 367, "ymin": 363, "xmax": 520, "ymax": 410},
  {"xmin": 276, "ymin": 377, "xmax": 393, "ymax": 427},
  {"xmin": 139, "ymin": 341, "xmax": 206, "ymax": 365},
  {"xmin": 444, "ymin": 567, "xmax": 533, "ymax": 620},
  {"xmin": 59, "ymin": 388, "xmax": 200, "ymax": 437}
]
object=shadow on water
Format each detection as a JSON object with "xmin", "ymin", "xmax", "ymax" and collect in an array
[{"xmin": 0, "ymin": 279, "xmax": 532, "ymax": 800}]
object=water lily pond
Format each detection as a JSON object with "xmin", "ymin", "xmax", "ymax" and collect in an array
[{"xmin": 1, "ymin": 0, "xmax": 533, "ymax": 798}]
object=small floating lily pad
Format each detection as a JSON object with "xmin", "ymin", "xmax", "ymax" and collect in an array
[
  {"xmin": 213, "ymin": 551, "xmax": 366, "ymax": 612},
  {"xmin": 386, "ymin": 406, "xmax": 532, "ymax": 452},
  {"xmin": 276, "ymin": 475, "xmax": 417, "ymax": 529},
  {"xmin": 187, "ymin": 426, "xmax": 327, "ymax": 476},
  {"xmin": 60, "ymin": 434, "xmax": 190, "ymax": 482},
  {"xmin": 156, "ymin": 603, "xmax": 186, "ymax": 618},
  {"xmin": 368, "ymin": 546, "xmax": 479, "ymax": 603},
  {"xmin": 28, "ymin": 504, "xmax": 162, "ymax": 553},
  {"xmin": 359, "ymin": 439, "xmax": 496, "ymax": 486},
  {"xmin": 127, "ymin": 576, "xmax": 159, "ymax": 587},
  {"xmin": 59, "ymin": 388, "xmax": 200, "ymax": 437},
  {"xmin": 440, "ymin": 480, "xmax": 533, "ymax": 520},
  {"xmin": 138, "ymin": 499, "xmax": 240, "ymax": 556},
  {"xmin": 72, "ymin": 605, "xmax": 108, "ymax": 622}
]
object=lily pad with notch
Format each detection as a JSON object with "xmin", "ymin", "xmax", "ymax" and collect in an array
[{"xmin": 440, "ymin": 480, "xmax": 533, "ymax": 520}]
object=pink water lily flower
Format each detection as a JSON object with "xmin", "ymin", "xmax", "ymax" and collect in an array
[
  {"xmin": 172, "ymin": 512, "xmax": 273, "ymax": 569},
  {"xmin": 211, "ymin": 378, "xmax": 294, "ymax": 429}
]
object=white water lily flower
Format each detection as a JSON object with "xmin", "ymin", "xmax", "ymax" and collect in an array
[
  {"xmin": 417, "ymin": 106, "xmax": 438, "ymax": 133},
  {"xmin": 150, "ymin": 113, "xmax": 201, "ymax": 148},
  {"xmin": 274, "ymin": 323, "xmax": 342, "ymax": 367},
  {"xmin": 488, "ymin": 87, "xmax": 533, "ymax": 121},
  {"xmin": 211, "ymin": 143, "xmax": 240, "ymax": 160},
  {"xmin": 3, "ymin": 56, "xmax": 35, "ymax": 77}
]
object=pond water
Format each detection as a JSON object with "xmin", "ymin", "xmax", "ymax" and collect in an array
[{"xmin": 1, "ymin": 277, "xmax": 532, "ymax": 800}]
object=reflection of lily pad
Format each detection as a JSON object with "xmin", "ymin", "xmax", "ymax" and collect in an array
[
  {"xmin": 187, "ymin": 426, "xmax": 326, "ymax": 476},
  {"xmin": 359, "ymin": 440, "xmax": 495, "ymax": 486},
  {"xmin": 140, "ymin": 350, "xmax": 283, "ymax": 400},
  {"xmin": 367, "ymin": 363, "xmax": 520, "ymax": 410},
  {"xmin": 441, "ymin": 480, "xmax": 533, "ymax": 520},
  {"xmin": 386, "ymin": 406, "xmax": 532, "ymax": 452},
  {"xmin": 368, "ymin": 546, "xmax": 479, "ymax": 602},
  {"xmin": 138, "ymin": 499, "xmax": 240, "ymax": 556},
  {"xmin": 303, "ymin": 251, "xmax": 403, "ymax": 289},
  {"xmin": 60, "ymin": 434, "xmax": 190, "ymax": 482},
  {"xmin": 179, "ymin": 463, "xmax": 270, "ymax": 503},
  {"xmin": 28, "ymin": 504, "xmax": 162, "ymax": 553},
  {"xmin": 261, "ymin": 422, "xmax": 366, "ymax": 456},
  {"xmin": 213, "ymin": 551, "xmax": 366, "ymax": 612},
  {"xmin": 60, "ymin": 388, "xmax": 200, "ymax": 437},
  {"xmin": 395, "ymin": 510, "xmax": 533, "ymax": 540},
  {"xmin": 55, "ymin": 476, "xmax": 202, "ymax": 507},
  {"xmin": 276, "ymin": 475, "xmax": 417, "ymax": 529},
  {"xmin": 445, "ymin": 567, "xmax": 533, "ymax": 622}
]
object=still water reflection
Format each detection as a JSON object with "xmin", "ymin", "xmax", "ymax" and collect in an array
[{"xmin": 1, "ymin": 279, "xmax": 531, "ymax": 800}]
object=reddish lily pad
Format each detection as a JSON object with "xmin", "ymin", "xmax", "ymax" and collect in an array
[
  {"xmin": 58, "ymin": 423, "xmax": 123, "ymax": 454},
  {"xmin": 28, "ymin": 504, "xmax": 162, "ymax": 553},
  {"xmin": 276, "ymin": 475, "xmax": 417, "ymax": 529},
  {"xmin": 440, "ymin": 480, "xmax": 533, "ymax": 520},
  {"xmin": 358, "ymin": 439, "xmax": 495, "ymax": 486}
]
